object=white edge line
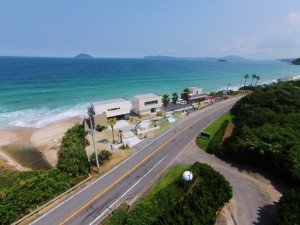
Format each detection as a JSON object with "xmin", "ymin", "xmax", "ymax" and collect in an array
[{"xmin": 89, "ymin": 154, "xmax": 169, "ymax": 225}]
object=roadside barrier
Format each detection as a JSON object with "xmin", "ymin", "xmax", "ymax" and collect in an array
[{"xmin": 12, "ymin": 175, "xmax": 92, "ymax": 225}]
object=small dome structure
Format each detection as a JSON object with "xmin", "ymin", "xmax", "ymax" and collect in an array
[{"xmin": 182, "ymin": 171, "xmax": 193, "ymax": 181}]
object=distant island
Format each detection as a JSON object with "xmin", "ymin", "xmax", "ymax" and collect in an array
[
  {"xmin": 279, "ymin": 58, "xmax": 300, "ymax": 65},
  {"xmin": 144, "ymin": 55, "xmax": 248, "ymax": 61},
  {"xmin": 144, "ymin": 55, "xmax": 177, "ymax": 60},
  {"xmin": 74, "ymin": 53, "xmax": 93, "ymax": 58},
  {"xmin": 292, "ymin": 58, "xmax": 300, "ymax": 65}
]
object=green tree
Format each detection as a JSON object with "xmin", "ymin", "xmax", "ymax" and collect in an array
[
  {"xmin": 243, "ymin": 74, "xmax": 249, "ymax": 89},
  {"xmin": 255, "ymin": 75, "xmax": 260, "ymax": 86},
  {"xmin": 107, "ymin": 117, "xmax": 117, "ymax": 143},
  {"xmin": 171, "ymin": 92, "xmax": 179, "ymax": 115},
  {"xmin": 183, "ymin": 88, "xmax": 191, "ymax": 115},
  {"xmin": 250, "ymin": 74, "xmax": 257, "ymax": 86},
  {"xmin": 162, "ymin": 94, "xmax": 170, "ymax": 118},
  {"xmin": 183, "ymin": 88, "xmax": 190, "ymax": 103}
]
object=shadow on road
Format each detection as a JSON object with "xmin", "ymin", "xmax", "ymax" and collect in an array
[
  {"xmin": 253, "ymin": 202, "xmax": 278, "ymax": 225},
  {"xmin": 217, "ymin": 157, "xmax": 289, "ymax": 194}
]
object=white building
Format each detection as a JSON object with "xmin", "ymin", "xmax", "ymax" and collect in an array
[
  {"xmin": 132, "ymin": 93, "xmax": 162, "ymax": 115},
  {"xmin": 181, "ymin": 87, "xmax": 207, "ymax": 105},
  {"xmin": 91, "ymin": 97, "xmax": 131, "ymax": 119},
  {"xmin": 188, "ymin": 87, "xmax": 202, "ymax": 95}
]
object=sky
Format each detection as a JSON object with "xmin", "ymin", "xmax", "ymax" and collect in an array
[{"xmin": 1, "ymin": 0, "xmax": 300, "ymax": 59}]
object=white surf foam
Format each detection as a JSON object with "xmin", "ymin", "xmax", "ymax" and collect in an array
[{"xmin": 0, "ymin": 103, "xmax": 89, "ymax": 128}]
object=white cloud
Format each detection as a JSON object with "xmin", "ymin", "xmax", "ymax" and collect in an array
[
  {"xmin": 287, "ymin": 12, "xmax": 300, "ymax": 25},
  {"xmin": 220, "ymin": 12, "xmax": 300, "ymax": 59}
]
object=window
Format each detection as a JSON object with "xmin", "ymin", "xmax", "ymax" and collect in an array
[
  {"xmin": 108, "ymin": 107, "xmax": 120, "ymax": 111},
  {"xmin": 144, "ymin": 100, "xmax": 158, "ymax": 106}
]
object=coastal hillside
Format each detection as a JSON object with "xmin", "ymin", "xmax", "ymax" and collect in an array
[
  {"xmin": 291, "ymin": 57, "xmax": 300, "ymax": 65},
  {"xmin": 206, "ymin": 80, "xmax": 300, "ymax": 224}
]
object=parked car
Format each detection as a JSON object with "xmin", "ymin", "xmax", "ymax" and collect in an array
[{"xmin": 176, "ymin": 99, "xmax": 187, "ymax": 105}]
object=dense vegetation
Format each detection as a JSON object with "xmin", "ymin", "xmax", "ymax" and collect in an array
[
  {"xmin": 277, "ymin": 188, "xmax": 300, "ymax": 225},
  {"xmin": 0, "ymin": 124, "xmax": 90, "ymax": 225},
  {"xmin": 205, "ymin": 81, "xmax": 300, "ymax": 224},
  {"xmin": 107, "ymin": 162, "xmax": 232, "ymax": 225},
  {"xmin": 222, "ymin": 81, "xmax": 300, "ymax": 185},
  {"xmin": 207, "ymin": 120, "xmax": 229, "ymax": 155},
  {"xmin": 291, "ymin": 58, "xmax": 300, "ymax": 65},
  {"xmin": 196, "ymin": 112, "xmax": 233, "ymax": 150}
]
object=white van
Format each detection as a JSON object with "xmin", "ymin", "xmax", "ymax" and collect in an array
[{"xmin": 176, "ymin": 99, "xmax": 187, "ymax": 105}]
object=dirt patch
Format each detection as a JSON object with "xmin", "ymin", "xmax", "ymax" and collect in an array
[
  {"xmin": 216, "ymin": 198, "xmax": 237, "ymax": 225},
  {"xmin": 97, "ymin": 149, "xmax": 133, "ymax": 175},
  {"xmin": 223, "ymin": 123, "xmax": 235, "ymax": 141}
]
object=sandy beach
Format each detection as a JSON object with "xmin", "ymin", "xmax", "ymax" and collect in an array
[{"xmin": 0, "ymin": 116, "xmax": 83, "ymax": 171}]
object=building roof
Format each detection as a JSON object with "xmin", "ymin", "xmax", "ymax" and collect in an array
[
  {"xmin": 133, "ymin": 93, "xmax": 160, "ymax": 100},
  {"xmin": 188, "ymin": 94, "xmax": 207, "ymax": 100},
  {"xmin": 91, "ymin": 97, "xmax": 129, "ymax": 106}
]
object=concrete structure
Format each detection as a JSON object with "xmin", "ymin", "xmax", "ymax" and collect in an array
[
  {"xmin": 181, "ymin": 87, "xmax": 207, "ymax": 105},
  {"xmin": 132, "ymin": 93, "xmax": 162, "ymax": 115},
  {"xmin": 188, "ymin": 87, "xmax": 202, "ymax": 95},
  {"xmin": 90, "ymin": 97, "xmax": 130, "ymax": 126}
]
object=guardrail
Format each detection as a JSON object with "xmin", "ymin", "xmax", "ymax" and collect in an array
[{"xmin": 12, "ymin": 175, "xmax": 92, "ymax": 225}]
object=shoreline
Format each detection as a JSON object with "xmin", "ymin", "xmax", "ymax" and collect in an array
[{"xmin": 0, "ymin": 116, "xmax": 83, "ymax": 171}]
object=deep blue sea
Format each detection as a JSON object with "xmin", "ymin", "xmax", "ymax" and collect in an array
[{"xmin": 0, "ymin": 57, "xmax": 299, "ymax": 128}]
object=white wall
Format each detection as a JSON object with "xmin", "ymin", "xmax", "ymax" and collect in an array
[{"xmin": 93, "ymin": 101, "xmax": 130, "ymax": 117}]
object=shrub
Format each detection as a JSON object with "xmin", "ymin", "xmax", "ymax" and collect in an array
[
  {"xmin": 96, "ymin": 125, "xmax": 107, "ymax": 132},
  {"xmin": 207, "ymin": 120, "xmax": 229, "ymax": 156},
  {"xmin": 90, "ymin": 150, "xmax": 112, "ymax": 166}
]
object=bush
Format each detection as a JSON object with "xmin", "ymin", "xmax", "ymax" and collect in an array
[
  {"xmin": 156, "ymin": 111, "xmax": 163, "ymax": 116},
  {"xmin": 277, "ymin": 188, "xmax": 300, "ymax": 225},
  {"xmin": 207, "ymin": 120, "xmax": 229, "ymax": 156},
  {"xmin": 57, "ymin": 124, "xmax": 90, "ymax": 177},
  {"xmin": 90, "ymin": 150, "xmax": 112, "ymax": 166},
  {"xmin": 107, "ymin": 162, "xmax": 232, "ymax": 225},
  {"xmin": 96, "ymin": 125, "xmax": 107, "ymax": 132}
]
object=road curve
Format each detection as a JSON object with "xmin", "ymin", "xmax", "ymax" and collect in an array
[{"xmin": 30, "ymin": 98, "xmax": 241, "ymax": 225}]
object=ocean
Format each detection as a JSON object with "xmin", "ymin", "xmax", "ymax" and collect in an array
[{"xmin": 0, "ymin": 56, "xmax": 299, "ymax": 128}]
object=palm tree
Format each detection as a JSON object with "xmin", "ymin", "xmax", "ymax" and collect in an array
[
  {"xmin": 118, "ymin": 129, "xmax": 123, "ymax": 143},
  {"xmin": 243, "ymin": 74, "xmax": 249, "ymax": 90},
  {"xmin": 171, "ymin": 92, "xmax": 179, "ymax": 115},
  {"xmin": 107, "ymin": 117, "xmax": 117, "ymax": 143},
  {"xmin": 255, "ymin": 75, "xmax": 260, "ymax": 86},
  {"xmin": 183, "ymin": 88, "xmax": 190, "ymax": 103},
  {"xmin": 183, "ymin": 88, "xmax": 191, "ymax": 115},
  {"xmin": 250, "ymin": 74, "xmax": 257, "ymax": 86},
  {"xmin": 162, "ymin": 94, "xmax": 170, "ymax": 118}
]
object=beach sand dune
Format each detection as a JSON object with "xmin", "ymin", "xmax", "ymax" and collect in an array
[{"xmin": 31, "ymin": 123, "xmax": 74, "ymax": 146}]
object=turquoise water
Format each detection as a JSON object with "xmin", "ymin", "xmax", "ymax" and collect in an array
[{"xmin": 0, "ymin": 57, "xmax": 299, "ymax": 128}]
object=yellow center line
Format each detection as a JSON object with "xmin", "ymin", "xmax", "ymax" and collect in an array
[{"xmin": 59, "ymin": 101, "xmax": 233, "ymax": 225}]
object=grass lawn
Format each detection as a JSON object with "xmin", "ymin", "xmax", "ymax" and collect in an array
[
  {"xmin": 196, "ymin": 112, "xmax": 233, "ymax": 151},
  {"xmin": 138, "ymin": 165, "xmax": 190, "ymax": 207}
]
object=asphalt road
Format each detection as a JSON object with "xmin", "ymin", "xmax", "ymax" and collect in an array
[{"xmin": 30, "ymin": 98, "xmax": 240, "ymax": 225}]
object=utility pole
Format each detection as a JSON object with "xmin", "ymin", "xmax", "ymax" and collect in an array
[
  {"xmin": 227, "ymin": 83, "xmax": 231, "ymax": 97},
  {"xmin": 88, "ymin": 107, "xmax": 99, "ymax": 171}
]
